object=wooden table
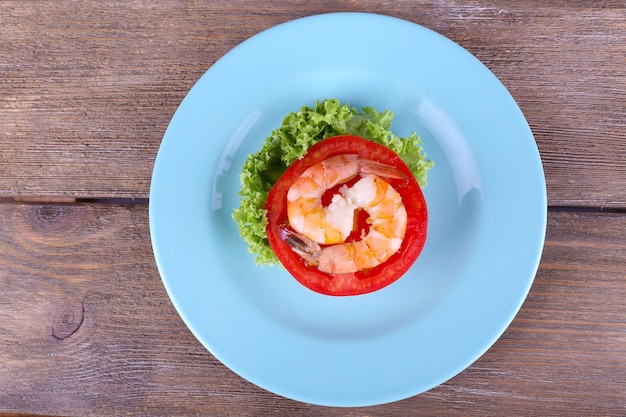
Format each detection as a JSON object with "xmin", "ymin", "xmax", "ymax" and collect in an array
[{"xmin": 1, "ymin": 1, "xmax": 625, "ymax": 416}]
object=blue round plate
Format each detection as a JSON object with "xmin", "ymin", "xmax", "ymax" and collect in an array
[{"xmin": 149, "ymin": 12, "xmax": 546, "ymax": 407}]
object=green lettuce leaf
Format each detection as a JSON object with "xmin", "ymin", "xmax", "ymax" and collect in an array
[{"xmin": 232, "ymin": 98, "xmax": 433, "ymax": 266}]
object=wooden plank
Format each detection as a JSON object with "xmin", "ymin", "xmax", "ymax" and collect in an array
[
  {"xmin": 1, "ymin": 1, "xmax": 625, "ymax": 206},
  {"xmin": 0, "ymin": 203, "xmax": 624, "ymax": 416}
]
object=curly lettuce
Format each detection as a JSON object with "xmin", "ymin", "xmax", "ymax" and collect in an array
[{"xmin": 232, "ymin": 98, "xmax": 433, "ymax": 266}]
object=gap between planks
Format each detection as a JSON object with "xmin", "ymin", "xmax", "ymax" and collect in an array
[
  {"xmin": 0, "ymin": 197, "xmax": 149, "ymax": 205},
  {"xmin": 1, "ymin": 197, "xmax": 625, "ymax": 214}
]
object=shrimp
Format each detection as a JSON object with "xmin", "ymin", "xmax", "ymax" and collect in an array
[{"xmin": 282, "ymin": 154, "xmax": 408, "ymax": 274}]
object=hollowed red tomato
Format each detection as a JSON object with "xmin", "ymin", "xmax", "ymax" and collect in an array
[{"xmin": 265, "ymin": 135, "xmax": 427, "ymax": 296}]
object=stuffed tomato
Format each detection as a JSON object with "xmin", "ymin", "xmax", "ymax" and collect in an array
[{"xmin": 265, "ymin": 135, "xmax": 427, "ymax": 296}]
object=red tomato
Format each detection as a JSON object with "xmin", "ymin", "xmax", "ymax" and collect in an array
[{"xmin": 265, "ymin": 135, "xmax": 427, "ymax": 296}]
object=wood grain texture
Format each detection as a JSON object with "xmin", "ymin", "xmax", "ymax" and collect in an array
[
  {"xmin": 1, "ymin": 1, "xmax": 625, "ymax": 205},
  {"xmin": 1, "ymin": 1, "xmax": 625, "ymax": 416},
  {"xmin": 0, "ymin": 204, "xmax": 624, "ymax": 416}
]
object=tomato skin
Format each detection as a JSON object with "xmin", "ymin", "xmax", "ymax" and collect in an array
[{"xmin": 265, "ymin": 135, "xmax": 427, "ymax": 296}]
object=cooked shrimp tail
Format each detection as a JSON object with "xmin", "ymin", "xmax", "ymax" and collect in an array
[
  {"xmin": 279, "ymin": 226, "xmax": 321, "ymax": 266},
  {"xmin": 359, "ymin": 158, "xmax": 407, "ymax": 181}
]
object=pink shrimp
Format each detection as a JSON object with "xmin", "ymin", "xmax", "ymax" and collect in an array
[{"xmin": 282, "ymin": 154, "xmax": 408, "ymax": 274}]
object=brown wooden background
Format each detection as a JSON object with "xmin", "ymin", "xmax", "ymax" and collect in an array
[{"xmin": 1, "ymin": 1, "xmax": 625, "ymax": 416}]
